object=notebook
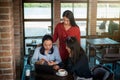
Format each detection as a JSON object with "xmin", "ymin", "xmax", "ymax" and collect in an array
[{"xmin": 35, "ymin": 64, "xmax": 55, "ymax": 74}]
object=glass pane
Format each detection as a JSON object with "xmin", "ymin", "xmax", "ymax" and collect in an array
[
  {"xmin": 74, "ymin": 3, "xmax": 87, "ymax": 18},
  {"xmin": 61, "ymin": 3, "xmax": 87, "ymax": 18},
  {"xmin": 76, "ymin": 21, "xmax": 86, "ymax": 36},
  {"xmin": 61, "ymin": 3, "xmax": 72, "ymax": 18},
  {"xmin": 98, "ymin": 0, "xmax": 120, "ymax": 1},
  {"xmin": 25, "ymin": 38, "xmax": 42, "ymax": 55},
  {"xmin": 96, "ymin": 20, "xmax": 119, "ymax": 35},
  {"xmin": 97, "ymin": 3, "xmax": 120, "ymax": 18},
  {"xmin": 25, "ymin": 38, "xmax": 42, "ymax": 45},
  {"xmin": 24, "ymin": 3, "xmax": 51, "ymax": 19},
  {"xmin": 24, "ymin": 22, "xmax": 51, "ymax": 37}
]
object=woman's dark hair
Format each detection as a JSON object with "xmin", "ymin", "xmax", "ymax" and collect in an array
[
  {"xmin": 40, "ymin": 34, "xmax": 53, "ymax": 55},
  {"xmin": 62, "ymin": 10, "xmax": 78, "ymax": 27},
  {"xmin": 65, "ymin": 36, "xmax": 85, "ymax": 64}
]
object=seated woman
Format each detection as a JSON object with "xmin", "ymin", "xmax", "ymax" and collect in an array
[
  {"xmin": 31, "ymin": 34, "xmax": 62, "ymax": 70},
  {"xmin": 65, "ymin": 36, "xmax": 92, "ymax": 80}
]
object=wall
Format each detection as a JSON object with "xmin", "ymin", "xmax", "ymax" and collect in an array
[
  {"xmin": 88, "ymin": 0, "xmax": 97, "ymax": 35},
  {"xmin": 0, "ymin": 0, "xmax": 15, "ymax": 80},
  {"xmin": 0, "ymin": 0, "xmax": 23, "ymax": 80},
  {"xmin": 13, "ymin": 0, "xmax": 23, "ymax": 80}
]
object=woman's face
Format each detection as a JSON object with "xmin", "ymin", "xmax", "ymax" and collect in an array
[
  {"xmin": 43, "ymin": 40, "xmax": 52, "ymax": 51},
  {"xmin": 63, "ymin": 17, "xmax": 70, "ymax": 25}
]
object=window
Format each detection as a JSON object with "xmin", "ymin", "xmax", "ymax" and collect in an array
[
  {"xmin": 96, "ymin": 2, "xmax": 120, "ymax": 35},
  {"xmin": 24, "ymin": 3, "xmax": 51, "ymax": 19},
  {"xmin": 23, "ymin": 3, "xmax": 52, "ymax": 55}
]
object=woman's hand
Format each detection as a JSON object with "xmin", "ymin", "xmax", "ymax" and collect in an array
[
  {"xmin": 47, "ymin": 61, "xmax": 56, "ymax": 66},
  {"xmin": 36, "ymin": 58, "xmax": 47, "ymax": 65},
  {"xmin": 53, "ymin": 65, "xmax": 60, "ymax": 70}
]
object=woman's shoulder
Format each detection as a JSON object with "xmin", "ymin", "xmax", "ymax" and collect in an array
[
  {"xmin": 53, "ymin": 45, "xmax": 58, "ymax": 49},
  {"xmin": 57, "ymin": 22, "xmax": 63, "ymax": 25},
  {"xmin": 69, "ymin": 26, "xmax": 80, "ymax": 32},
  {"xmin": 35, "ymin": 46, "xmax": 41, "ymax": 50},
  {"xmin": 71, "ymin": 26, "xmax": 79, "ymax": 29},
  {"xmin": 56, "ymin": 22, "xmax": 63, "ymax": 27}
]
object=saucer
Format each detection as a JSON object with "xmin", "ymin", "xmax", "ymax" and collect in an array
[{"xmin": 56, "ymin": 71, "xmax": 68, "ymax": 77}]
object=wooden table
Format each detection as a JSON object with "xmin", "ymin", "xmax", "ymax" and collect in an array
[
  {"xmin": 31, "ymin": 71, "xmax": 74, "ymax": 80},
  {"xmin": 86, "ymin": 38, "xmax": 120, "ymax": 46},
  {"xmin": 86, "ymin": 38, "xmax": 120, "ymax": 63}
]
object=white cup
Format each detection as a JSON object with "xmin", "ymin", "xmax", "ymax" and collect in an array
[
  {"xmin": 58, "ymin": 69, "xmax": 66, "ymax": 76},
  {"xmin": 26, "ymin": 69, "xmax": 30, "ymax": 76}
]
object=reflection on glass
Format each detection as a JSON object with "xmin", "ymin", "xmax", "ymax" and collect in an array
[
  {"xmin": 76, "ymin": 21, "xmax": 86, "ymax": 36},
  {"xmin": 61, "ymin": 3, "xmax": 87, "ymax": 18},
  {"xmin": 24, "ymin": 22, "xmax": 51, "ymax": 37},
  {"xmin": 97, "ymin": 3, "xmax": 120, "ymax": 18},
  {"xmin": 24, "ymin": 3, "xmax": 51, "ymax": 19},
  {"xmin": 96, "ymin": 20, "xmax": 119, "ymax": 35}
]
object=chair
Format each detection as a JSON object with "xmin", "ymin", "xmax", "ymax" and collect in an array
[
  {"xmin": 95, "ymin": 47, "xmax": 120, "ymax": 70},
  {"xmin": 112, "ymin": 30, "xmax": 120, "ymax": 42},
  {"xmin": 27, "ymin": 48, "xmax": 35, "ymax": 65},
  {"xmin": 91, "ymin": 65, "xmax": 114, "ymax": 80}
]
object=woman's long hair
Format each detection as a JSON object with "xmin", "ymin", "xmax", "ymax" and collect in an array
[
  {"xmin": 40, "ymin": 34, "xmax": 53, "ymax": 55},
  {"xmin": 65, "ymin": 36, "xmax": 85, "ymax": 64},
  {"xmin": 62, "ymin": 10, "xmax": 78, "ymax": 27}
]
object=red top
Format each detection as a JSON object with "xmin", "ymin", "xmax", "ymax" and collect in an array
[{"xmin": 53, "ymin": 23, "xmax": 81, "ymax": 61}]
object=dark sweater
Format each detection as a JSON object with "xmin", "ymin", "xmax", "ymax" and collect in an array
[{"xmin": 66, "ymin": 54, "xmax": 92, "ymax": 78}]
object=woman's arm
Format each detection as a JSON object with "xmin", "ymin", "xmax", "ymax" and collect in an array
[
  {"xmin": 53, "ymin": 23, "xmax": 59, "ymax": 42},
  {"xmin": 31, "ymin": 47, "xmax": 40, "ymax": 64},
  {"xmin": 53, "ymin": 46, "xmax": 62, "ymax": 64}
]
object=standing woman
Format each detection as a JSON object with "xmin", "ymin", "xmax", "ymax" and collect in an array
[
  {"xmin": 65, "ymin": 37, "xmax": 92, "ymax": 80},
  {"xmin": 53, "ymin": 10, "xmax": 80, "ymax": 62}
]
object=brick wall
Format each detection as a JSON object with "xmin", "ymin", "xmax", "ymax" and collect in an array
[
  {"xmin": 0, "ymin": 0, "xmax": 23, "ymax": 79},
  {"xmin": 53, "ymin": 0, "xmax": 60, "ymax": 29},
  {"xmin": 0, "ymin": 0, "xmax": 16, "ymax": 80},
  {"xmin": 88, "ymin": 0, "xmax": 97, "ymax": 35},
  {"xmin": 13, "ymin": 0, "xmax": 23, "ymax": 80}
]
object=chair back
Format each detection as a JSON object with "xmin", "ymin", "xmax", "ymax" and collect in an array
[
  {"xmin": 102, "ymin": 48, "xmax": 120, "ymax": 58},
  {"xmin": 91, "ymin": 65, "xmax": 114, "ymax": 80}
]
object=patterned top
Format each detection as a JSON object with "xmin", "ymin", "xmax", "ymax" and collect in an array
[
  {"xmin": 31, "ymin": 46, "xmax": 61, "ymax": 64},
  {"xmin": 53, "ymin": 22, "xmax": 81, "ymax": 61}
]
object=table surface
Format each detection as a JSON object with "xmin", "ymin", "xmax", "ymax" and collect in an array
[
  {"xmin": 86, "ymin": 38, "xmax": 120, "ymax": 63},
  {"xmin": 22, "ymin": 56, "xmax": 74, "ymax": 80},
  {"xmin": 86, "ymin": 38, "xmax": 120, "ymax": 46},
  {"xmin": 32, "ymin": 71, "xmax": 74, "ymax": 80}
]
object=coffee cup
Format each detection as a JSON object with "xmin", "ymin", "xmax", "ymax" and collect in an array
[
  {"xmin": 58, "ymin": 69, "xmax": 66, "ymax": 76},
  {"xmin": 26, "ymin": 69, "xmax": 30, "ymax": 76}
]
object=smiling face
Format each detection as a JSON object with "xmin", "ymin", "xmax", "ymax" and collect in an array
[
  {"xmin": 43, "ymin": 40, "xmax": 52, "ymax": 51},
  {"xmin": 63, "ymin": 17, "xmax": 70, "ymax": 25}
]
